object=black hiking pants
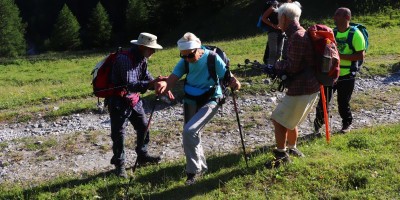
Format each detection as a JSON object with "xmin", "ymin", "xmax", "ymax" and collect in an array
[
  {"xmin": 108, "ymin": 96, "xmax": 149, "ymax": 167},
  {"xmin": 315, "ymin": 74, "xmax": 355, "ymax": 129}
]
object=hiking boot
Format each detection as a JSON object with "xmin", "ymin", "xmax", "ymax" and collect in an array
[
  {"xmin": 185, "ymin": 173, "xmax": 202, "ymax": 186},
  {"xmin": 313, "ymin": 120, "xmax": 323, "ymax": 138},
  {"xmin": 287, "ymin": 148, "xmax": 305, "ymax": 157},
  {"xmin": 264, "ymin": 149, "xmax": 291, "ymax": 169},
  {"xmin": 114, "ymin": 165, "xmax": 128, "ymax": 178},
  {"xmin": 185, "ymin": 173, "xmax": 197, "ymax": 185},
  {"xmin": 137, "ymin": 154, "xmax": 161, "ymax": 166},
  {"xmin": 339, "ymin": 124, "xmax": 351, "ymax": 134}
]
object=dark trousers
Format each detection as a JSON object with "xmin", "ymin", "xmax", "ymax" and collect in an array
[
  {"xmin": 263, "ymin": 32, "xmax": 286, "ymax": 64},
  {"xmin": 315, "ymin": 74, "xmax": 355, "ymax": 129},
  {"xmin": 108, "ymin": 97, "xmax": 149, "ymax": 166}
]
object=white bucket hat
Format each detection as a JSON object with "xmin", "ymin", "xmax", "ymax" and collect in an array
[{"xmin": 130, "ymin": 32, "xmax": 163, "ymax": 49}]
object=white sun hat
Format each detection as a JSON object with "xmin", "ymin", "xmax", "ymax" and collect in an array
[{"xmin": 130, "ymin": 32, "xmax": 163, "ymax": 49}]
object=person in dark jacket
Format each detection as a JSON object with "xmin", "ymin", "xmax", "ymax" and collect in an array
[{"xmin": 108, "ymin": 32, "xmax": 173, "ymax": 178}]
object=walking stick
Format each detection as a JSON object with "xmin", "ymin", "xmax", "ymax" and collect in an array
[
  {"xmin": 231, "ymin": 90, "xmax": 249, "ymax": 168},
  {"xmin": 320, "ymin": 85, "xmax": 330, "ymax": 143},
  {"xmin": 132, "ymin": 95, "xmax": 159, "ymax": 172},
  {"xmin": 125, "ymin": 95, "xmax": 159, "ymax": 199}
]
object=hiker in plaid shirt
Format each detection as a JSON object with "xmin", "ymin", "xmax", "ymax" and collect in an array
[{"xmin": 264, "ymin": 2, "xmax": 320, "ymax": 169}]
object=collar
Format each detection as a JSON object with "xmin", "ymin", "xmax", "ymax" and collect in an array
[
  {"xmin": 285, "ymin": 21, "xmax": 302, "ymax": 37},
  {"xmin": 130, "ymin": 45, "xmax": 145, "ymax": 61}
]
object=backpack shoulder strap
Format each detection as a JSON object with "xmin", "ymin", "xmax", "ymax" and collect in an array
[
  {"xmin": 333, "ymin": 27, "xmax": 338, "ymax": 37},
  {"xmin": 183, "ymin": 49, "xmax": 218, "ymax": 85},
  {"xmin": 184, "ymin": 60, "xmax": 189, "ymax": 74},
  {"xmin": 347, "ymin": 26, "xmax": 357, "ymax": 52},
  {"xmin": 119, "ymin": 50, "xmax": 135, "ymax": 63},
  {"xmin": 207, "ymin": 51, "xmax": 218, "ymax": 84},
  {"xmin": 183, "ymin": 60, "xmax": 189, "ymax": 86}
]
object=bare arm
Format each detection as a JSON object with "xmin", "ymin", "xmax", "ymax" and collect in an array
[
  {"xmin": 261, "ymin": 7, "xmax": 279, "ymax": 29},
  {"xmin": 155, "ymin": 73, "xmax": 179, "ymax": 94},
  {"xmin": 340, "ymin": 50, "xmax": 365, "ymax": 61}
]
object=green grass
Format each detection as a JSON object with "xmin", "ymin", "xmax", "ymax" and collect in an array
[
  {"xmin": 0, "ymin": 10, "xmax": 399, "ymax": 122},
  {"xmin": 1, "ymin": 124, "xmax": 399, "ymax": 199},
  {"xmin": 0, "ymin": 6, "xmax": 399, "ymax": 200}
]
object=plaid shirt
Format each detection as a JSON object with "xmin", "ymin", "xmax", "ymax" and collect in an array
[
  {"xmin": 275, "ymin": 21, "xmax": 319, "ymax": 96},
  {"xmin": 112, "ymin": 46, "xmax": 154, "ymax": 94}
]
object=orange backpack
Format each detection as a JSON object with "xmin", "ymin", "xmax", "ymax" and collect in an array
[{"xmin": 308, "ymin": 24, "xmax": 340, "ymax": 86}]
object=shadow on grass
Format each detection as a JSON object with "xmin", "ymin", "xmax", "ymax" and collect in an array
[
  {"xmin": 124, "ymin": 131, "xmax": 323, "ymax": 199},
  {"xmin": 132, "ymin": 134, "xmax": 321, "ymax": 200},
  {"xmin": 129, "ymin": 151, "xmax": 266, "ymax": 200},
  {"xmin": 231, "ymin": 65, "xmax": 264, "ymax": 80},
  {"xmin": 383, "ymin": 61, "xmax": 400, "ymax": 83},
  {"xmin": 2, "ymin": 131, "xmax": 323, "ymax": 199},
  {"xmin": 0, "ymin": 170, "xmax": 116, "ymax": 199}
]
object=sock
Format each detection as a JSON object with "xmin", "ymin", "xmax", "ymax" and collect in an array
[
  {"xmin": 287, "ymin": 144, "xmax": 296, "ymax": 149},
  {"xmin": 275, "ymin": 148, "xmax": 286, "ymax": 152}
]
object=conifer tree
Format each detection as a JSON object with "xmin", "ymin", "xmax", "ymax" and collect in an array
[
  {"xmin": 50, "ymin": 4, "xmax": 81, "ymax": 51},
  {"xmin": 86, "ymin": 2, "xmax": 112, "ymax": 48},
  {"xmin": 126, "ymin": 0, "xmax": 149, "ymax": 38},
  {"xmin": 0, "ymin": 0, "xmax": 26, "ymax": 57}
]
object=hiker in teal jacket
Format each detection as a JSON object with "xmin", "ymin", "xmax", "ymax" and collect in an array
[{"xmin": 155, "ymin": 32, "xmax": 241, "ymax": 185}]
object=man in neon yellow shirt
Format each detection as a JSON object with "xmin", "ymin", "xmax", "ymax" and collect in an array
[{"xmin": 314, "ymin": 7, "xmax": 366, "ymax": 135}]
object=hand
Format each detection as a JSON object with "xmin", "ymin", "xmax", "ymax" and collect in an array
[
  {"xmin": 159, "ymin": 91, "xmax": 175, "ymax": 104},
  {"xmin": 274, "ymin": 24, "xmax": 281, "ymax": 30},
  {"xmin": 155, "ymin": 81, "xmax": 167, "ymax": 94},
  {"xmin": 262, "ymin": 64, "xmax": 276, "ymax": 76},
  {"xmin": 166, "ymin": 90, "xmax": 175, "ymax": 101},
  {"xmin": 155, "ymin": 75, "xmax": 168, "ymax": 82},
  {"xmin": 229, "ymin": 77, "xmax": 241, "ymax": 91}
]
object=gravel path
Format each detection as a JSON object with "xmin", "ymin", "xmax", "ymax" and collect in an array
[{"xmin": 1, "ymin": 74, "xmax": 399, "ymax": 185}]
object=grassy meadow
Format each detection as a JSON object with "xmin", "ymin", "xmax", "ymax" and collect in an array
[
  {"xmin": 0, "ymin": 12, "xmax": 399, "ymax": 123},
  {"xmin": 0, "ymin": 8, "xmax": 400, "ymax": 199},
  {"xmin": 1, "ymin": 124, "xmax": 399, "ymax": 199}
]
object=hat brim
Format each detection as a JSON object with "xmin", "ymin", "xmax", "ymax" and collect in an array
[{"xmin": 130, "ymin": 40, "xmax": 163, "ymax": 49}]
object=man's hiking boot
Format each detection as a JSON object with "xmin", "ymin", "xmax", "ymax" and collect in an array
[
  {"xmin": 313, "ymin": 120, "xmax": 323, "ymax": 138},
  {"xmin": 185, "ymin": 172, "xmax": 202, "ymax": 186},
  {"xmin": 137, "ymin": 154, "xmax": 161, "ymax": 166},
  {"xmin": 264, "ymin": 149, "xmax": 291, "ymax": 169},
  {"xmin": 339, "ymin": 124, "xmax": 351, "ymax": 134},
  {"xmin": 287, "ymin": 148, "xmax": 305, "ymax": 157},
  {"xmin": 114, "ymin": 165, "xmax": 128, "ymax": 178},
  {"xmin": 185, "ymin": 173, "xmax": 197, "ymax": 186}
]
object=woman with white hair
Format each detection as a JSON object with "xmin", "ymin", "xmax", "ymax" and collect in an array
[
  {"xmin": 155, "ymin": 32, "xmax": 241, "ymax": 185},
  {"xmin": 264, "ymin": 2, "xmax": 320, "ymax": 168}
]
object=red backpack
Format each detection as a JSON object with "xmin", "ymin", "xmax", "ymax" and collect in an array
[
  {"xmin": 91, "ymin": 49, "xmax": 133, "ymax": 98},
  {"xmin": 308, "ymin": 24, "xmax": 340, "ymax": 86}
]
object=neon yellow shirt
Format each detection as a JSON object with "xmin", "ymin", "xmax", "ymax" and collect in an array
[{"xmin": 335, "ymin": 28, "xmax": 366, "ymax": 76}]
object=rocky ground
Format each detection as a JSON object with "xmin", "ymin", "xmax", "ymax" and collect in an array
[{"xmin": 0, "ymin": 73, "xmax": 399, "ymax": 185}]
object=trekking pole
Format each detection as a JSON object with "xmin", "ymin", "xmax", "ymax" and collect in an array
[
  {"xmin": 231, "ymin": 90, "xmax": 249, "ymax": 168},
  {"xmin": 320, "ymin": 85, "xmax": 330, "ymax": 143},
  {"xmin": 124, "ymin": 95, "xmax": 159, "ymax": 199},
  {"xmin": 326, "ymin": 86, "xmax": 332, "ymax": 138},
  {"xmin": 132, "ymin": 95, "xmax": 159, "ymax": 172}
]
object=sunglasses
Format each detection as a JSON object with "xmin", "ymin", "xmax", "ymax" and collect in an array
[{"xmin": 180, "ymin": 49, "xmax": 197, "ymax": 59}]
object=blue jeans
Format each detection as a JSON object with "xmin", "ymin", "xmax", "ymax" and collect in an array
[{"xmin": 108, "ymin": 96, "xmax": 149, "ymax": 166}]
